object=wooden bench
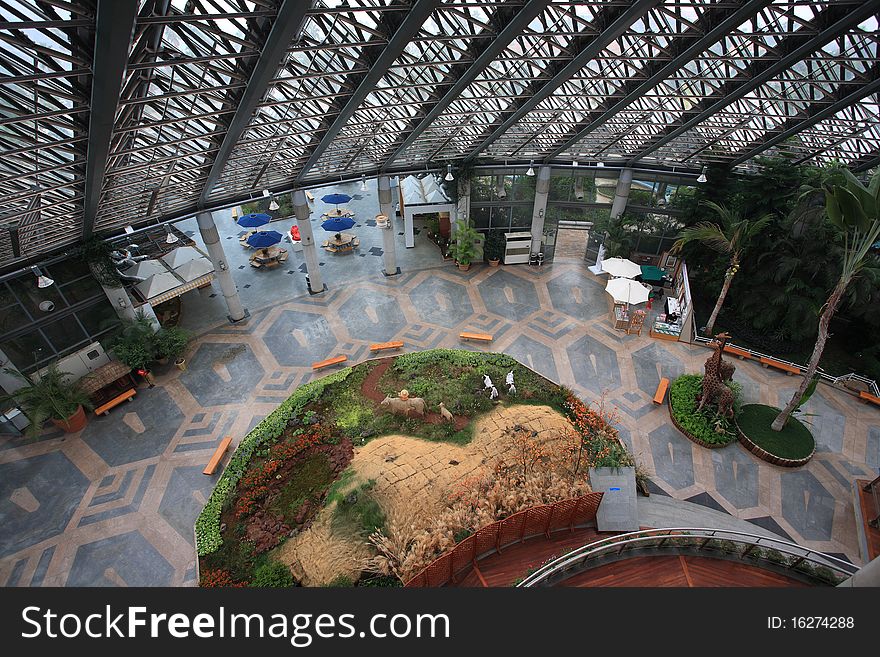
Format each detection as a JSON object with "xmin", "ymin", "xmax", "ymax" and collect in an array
[
  {"xmin": 723, "ymin": 345, "xmax": 752, "ymax": 360},
  {"xmin": 370, "ymin": 341, "xmax": 404, "ymax": 353},
  {"xmin": 759, "ymin": 357, "xmax": 801, "ymax": 375},
  {"xmin": 859, "ymin": 390, "xmax": 880, "ymax": 407},
  {"xmin": 653, "ymin": 377, "xmax": 670, "ymax": 404},
  {"xmin": 305, "ymin": 190, "xmax": 315, "ymax": 201},
  {"xmin": 94, "ymin": 389, "xmax": 136, "ymax": 416},
  {"xmin": 203, "ymin": 436, "xmax": 232, "ymax": 475},
  {"xmin": 312, "ymin": 355, "xmax": 347, "ymax": 371},
  {"xmin": 459, "ymin": 332, "xmax": 493, "ymax": 342}
]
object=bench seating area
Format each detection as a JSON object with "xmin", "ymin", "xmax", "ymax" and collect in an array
[
  {"xmin": 653, "ymin": 377, "xmax": 670, "ymax": 404},
  {"xmin": 312, "ymin": 355, "xmax": 347, "ymax": 371},
  {"xmin": 859, "ymin": 390, "xmax": 880, "ymax": 407},
  {"xmin": 370, "ymin": 341, "xmax": 404, "ymax": 352},
  {"xmin": 94, "ymin": 389, "xmax": 136, "ymax": 416},
  {"xmin": 759, "ymin": 357, "xmax": 801, "ymax": 375},
  {"xmin": 203, "ymin": 436, "xmax": 232, "ymax": 475},
  {"xmin": 723, "ymin": 345, "xmax": 752, "ymax": 360},
  {"xmin": 459, "ymin": 332, "xmax": 493, "ymax": 342}
]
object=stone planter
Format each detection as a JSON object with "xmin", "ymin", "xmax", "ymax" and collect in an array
[
  {"xmin": 589, "ymin": 466, "xmax": 638, "ymax": 532},
  {"xmin": 735, "ymin": 418, "xmax": 814, "ymax": 467},
  {"xmin": 666, "ymin": 395, "xmax": 736, "ymax": 449}
]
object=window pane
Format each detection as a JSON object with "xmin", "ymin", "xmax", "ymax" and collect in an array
[
  {"xmin": 7, "ymin": 275, "xmax": 66, "ymax": 316},
  {"xmin": 59, "ymin": 276, "xmax": 103, "ymax": 305},
  {"xmin": 77, "ymin": 301, "xmax": 121, "ymax": 338},
  {"xmin": 40, "ymin": 317, "xmax": 88, "ymax": 355},
  {"xmin": 471, "ymin": 206, "xmax": 490, "ymax": 230},
  {"xmin": 490, "ymin": 207, "xmax": 511, "ymax": 230},
  {"xmin": 1, "ymin": 331, "xmax": 52, "ymax": 371},
  {"xmin": 471, "ymin": 176, "xmax": 493, "ymax": 202},
  {"xmin": 511, "ymin": 206, "xmax": 532, "ymax": 228}
]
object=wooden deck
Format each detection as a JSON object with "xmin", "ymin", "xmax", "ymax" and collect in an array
[
  {"xmin": 561, "ymin": 555, "xmax": 807, "ymax": 587},
  {"xmin": 452, "ymin": 527, "xmax": 807, "ymax": 588}
]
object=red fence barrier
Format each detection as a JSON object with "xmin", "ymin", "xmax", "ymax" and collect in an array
[{"xmin": 404, "ymin": 492, "xmax": 604, "ymax": 587}]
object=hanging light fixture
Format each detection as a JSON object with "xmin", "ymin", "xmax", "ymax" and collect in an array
[
  {"xmin": 526, "ymin": 160, "xmax": 535, "ymax": 176},
  {"xmin": 444, "ymin": 164, "xmax": 454, "ymax": 181},
  {"xmin": 360, "ymin": 175, "xmax": 368, "ymax": 191},
  {"xmin": 697, "ymin": 166, "xmax": 708, "ymax": 183},
  {"xmin": 32, "ymin": 265, "xmax": 53, "ymax": 288},
  {"xmin": 165, "ymin": 224, "xmax": 179, "ymax": 244},
  {"xmin": 596, "ymin": 161, "xmax": 604, "ymax": 168},
  {"xmin": 572, "ymin": 160, "xmax": 578, "ymax": 168},
  {"xmin": 269, "ymin": 196, "xmax": 280, "ymax": 211}
]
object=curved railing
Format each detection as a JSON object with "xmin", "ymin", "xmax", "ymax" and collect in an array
[{"xmin": 516, "ymin": 527, "xmax": 859, "ymax": 588}]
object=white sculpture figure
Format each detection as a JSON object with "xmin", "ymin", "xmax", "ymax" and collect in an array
[
  {"xmin": 483, "ymin": 374, "xmax": 494, "ymax": 390},
  {"xmin": 506, "ymin": 371, "xmax": 516, "ymax": 395},
  {"xmin": 489, "ymin": 386, "xmax": 498, "ymax": 400},
  {"xmin": 438, "ymin": 402, "xmax": 454, "ymax": 422}
]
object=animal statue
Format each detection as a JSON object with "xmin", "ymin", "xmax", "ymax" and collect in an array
[
  {"xmin": 483, "ymin": 374, "xmax": 494, "ymax": 390},
  {"xmin": 380, "ymin": 395, "xmax": 426, "ymax": 417},
  {"xmin": 438, "ymin": 402, "xmax": 454, "ymax": 423},
  {"xmin": 489, "ymin": 386, "xmax": 498, "ymax": 400},
  {"xmin": 505, "ymin": 371, "xmax": 516, "ymax": 395},
  {"xmin": 697, "ymin": 333, "xmax": 735, "ymax": 418}
]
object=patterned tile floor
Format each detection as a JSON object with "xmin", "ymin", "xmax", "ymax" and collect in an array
[{"xmin": 2, "ymin": 260, "xmax": 878, "ymax": 586}]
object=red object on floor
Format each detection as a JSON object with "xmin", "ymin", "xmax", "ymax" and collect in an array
[
  {"xmin": 647, "ymin": 298, "xmax": 653, "ymax": 310},
  {"xmin": 290, "ymin": 225, "xmax": 301, "ymax": 241}
]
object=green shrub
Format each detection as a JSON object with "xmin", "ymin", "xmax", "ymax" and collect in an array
[
  {"xmin": 250, "ymin": 562, "xmax": 294, "ymax": 588},
  {"xmin": 737, "ymin": 404, "xmax": 815, "ymax": 460},
  {"xmin": 331, "ymin": 479, "xmax": 386, "ymax": 537},
  {"xmin": 668, "ymin": 374, "xmax": 740, "ymax": 446},
  {"xmin": 327, "ymin": 575, "xmax": 354, "ymax": 587},
  {"xmin": 359, "ymin": 575, "xmax": 402, "ymax": 587}
]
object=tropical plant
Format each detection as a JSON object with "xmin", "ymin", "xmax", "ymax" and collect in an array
[
  {"xmin": 112, "ymin": 312, "xmax": 157, "ymax": 371},
  {"xmin": 449, "ymin": 220, "xmax": 480, "ymax": 266},
  {"xmin": 772, "ymin": 168, "xmax": 880, "ymax": 431},
  {"xmin": 154, "ymin": 325, "xmax": 191, "ymax": 362},
  {"xmin": 249, "ymin": 561, "xmax": 295, "ymax": 588},
  {"xmin": 671, "ymin": 201, "xmax": 772, "ymax": 336},
  {"xmin": 2, "ymin": 364, "xmax": 93, "ymax": 437}
]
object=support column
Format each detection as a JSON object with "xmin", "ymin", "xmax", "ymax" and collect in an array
[
  {"xmin": 530, "ymin": 166, "xmax": 551, "ymax": 254},
  {"xmin": 455, "ymin": 176, "xmax": 471, "ymax": 233},
  {"xmin": 837, "ymin": 555, "xmax": 880, "ymax": 587},
  {"xmin": 196, "ymin": 210, "xmax": 247, "ymax": 322},
  {"xmin": 610, "ymin": 167, "xmax": 634, "ymax": 219},
  {"xmin": 377, "ymin": 176, "xmax": 400, "ymax": 276},
  {"xmin": 293, "ymin": 190, "xmax": 324, "ymax": 294}
]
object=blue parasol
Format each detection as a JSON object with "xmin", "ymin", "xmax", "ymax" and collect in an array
[
  {"xmin": 321, "ymin": 193, "xmax": 352, "ymax": 207},
  {"xmin": 246, "ymin": 230, "xmax": 284, "ymax": 248},
  {"xmin": 237, "ymin": 212, "xmax": 271, "ymax": 228},
  {"xmin": 321, "ymin": 217, "xmax": 356, "ymax": 232}
]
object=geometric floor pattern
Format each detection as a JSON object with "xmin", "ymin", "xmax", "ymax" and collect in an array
[{"xmin": 1, "ymin": 260, "xmax": 878, "ymax": 586}]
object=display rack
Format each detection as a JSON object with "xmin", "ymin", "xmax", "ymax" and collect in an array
[{"xmin": 504, "ymin": 231, "xmax": 531, "ymax": 264}]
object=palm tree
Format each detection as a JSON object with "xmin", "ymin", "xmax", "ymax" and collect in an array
[
  {"xmin": 772, "ymin": 168, "xmax": 880, "ymax": 431},
  {"xmin": 671, "ymin": 201, "xmax": 773, "ymax": 336}
]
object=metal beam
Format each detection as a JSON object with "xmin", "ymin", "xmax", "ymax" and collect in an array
[
  {"xmin": 81, "ymin": 0, "xmax": 139, "ymax": 240},
  {"xmin": 544, "ymin": 0, "xmax": 772, "ymax": 161},
  {"xmin": 295, "ymin": 0, "xmax": 442, "ymax": 182},
  {"xmin": 730, "ymin": 70, "xmax": 880, "ymax": 167},
  {"xmin": 198, "ymin": 0, "xmax": 312, "ymax": 206},
  {"xmin": 462, "ymin": 0, "xmax": 661, "ymax": 164},
  {"xmin": 629, "ymin": 1, "xmax": 880, "ymax": 163},
  {"xmin": 851, "ymin": 152, "xmax": 880, "ymax": 174},
  {"xmin": 382, "ymin": 0, "xmax": 551, "ymax": 169}
]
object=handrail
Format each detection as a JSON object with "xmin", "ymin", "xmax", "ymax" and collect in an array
[
  {"xmin": 691, "ymin": 335, "xmax": 880, "ymax": 397},
  {"xmin": 516, "ymin": 527, "xmax": 859, "ymax": 587}
]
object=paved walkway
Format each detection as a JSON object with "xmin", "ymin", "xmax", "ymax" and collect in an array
[{"xmin": 1, "ymin": 259, "xmax": 878, "ymax": 586}]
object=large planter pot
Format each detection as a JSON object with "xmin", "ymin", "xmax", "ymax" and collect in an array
[
  {"xmin": 488, "ymin": 258, "xmax": 500, "ymax": 267},
  {"xmin": 457, "ymin": 262, "xmax": 471, "ymax": 272},
  {"xmin": 51, "ymin": 404, "xmax": 87, "ymax": 433}
]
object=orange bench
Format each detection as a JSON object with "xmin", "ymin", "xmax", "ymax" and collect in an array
[
  {"xmin": 312, "ymin": 355, "xmax": 347, "ymax": 371},
  {"xmin": 859, "ymin": 390, "xmax": 880, "ymax": 407},
  {"xmin": 203, "ymin": 436, "xmax": 232, "ymax": 475},
  {"xmin": 653, "ymin": 377, "xmax": 670, "ymax": 404},
  {"xmin": 723, "ymin": 345, "xmax": 752, "ymax": 360},
  {"xmin": 370, "ymin": 341, "xmax": 404, "ymax": 352},
  {"xmin": 759, "ymin": 357, "xmax": 800, "ymax": 375},
  {"xmin": 94, "ymin": 388, "xmax": 136, "ymax": 416},
  {"xmin": 459, "ymin": 332, "xmax": 493, "ymax": 342}
]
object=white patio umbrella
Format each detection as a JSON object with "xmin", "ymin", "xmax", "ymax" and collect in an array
[
  {"xmin": 600, "ymin": 257, "xmax": 642, "ymax": 278},
  {"xmin": 605, "ymin": 277, "xmax": 650, "ymax": 305}
]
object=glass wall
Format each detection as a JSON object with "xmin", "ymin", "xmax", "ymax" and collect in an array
[
  {"xmin": 0, "ymin": 258, "xmax": 120, "ymax": 373},
  {"xmin": 470, "ymin": 173, "xmax": 535, "ymax": 233}
]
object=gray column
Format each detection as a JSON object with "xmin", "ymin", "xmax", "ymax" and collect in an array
[
  {"xmin": 837, "ymin": 555, "xmax": 880, "ymax": 587},
  {"xmin": 610, "ymin": 167, "xmax": 634, "ymax": 219},
  {"xmin": 456, "ymin": 176, "xmax": 471, "ymax": 232},
  {"xmin": 530, "ymin": 166, "xmax": 552, "ymax": 254},
  {"xmin": 377, "ymin": 176, "xmax": 399, "ymax": 276},
  {"xmin": 196, "ymin": 210, "xmax": 247, "ymax": 322},
  {"xmin": 293, "ymin": 190, "xmax": 324, "ymax": 294}
]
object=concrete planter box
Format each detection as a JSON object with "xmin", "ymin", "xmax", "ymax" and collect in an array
[{"xmin": 589, "ymin": 466, "xmax": 638, "ymax": 532}]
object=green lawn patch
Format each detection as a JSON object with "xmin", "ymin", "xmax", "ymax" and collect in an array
[
  {"xmin": 668, "ymin": 374, "xmax": 740, "ymax": 446},
  {"xmin": 736, "ymin": 404, "xmax": 815, "ymax": 460}
]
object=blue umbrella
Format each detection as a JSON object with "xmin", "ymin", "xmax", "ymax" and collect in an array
[
  {"xmin": 321, "ymin": 193, "xmax": 352, "ymax": 207},
  {"xmin": 237, "ymin": 212, "xmax": 271, "ymax": 228},
  {"xmin": 246, "ymin": 230, "xmax": 284, "ymax": 248},
  {"xmin": 321, "ymin": 217, "xmax": 356, "ymax": 232}
]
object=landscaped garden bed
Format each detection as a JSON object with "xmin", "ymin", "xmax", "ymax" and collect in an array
[
  {"xmin": 668, "ymin": 374, "xmax": 742, "ymax": 448},
  {"xmin": 735, "ymin": 404, "xmax": 816, "ymax": 467},
  {"xmin": 195, "ymin": 349, "xmax": 637, "ymax": 587}
]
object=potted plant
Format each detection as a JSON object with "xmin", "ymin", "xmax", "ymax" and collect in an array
[
  {"xmin": 155, "ymin": 325, "xmax": 191, "ymax": 371},
  {"xmin": 449, "ymin": 221, "xmax": 480, "ymax": 271},
  {"xmin": 484, "ymin": 229, "xmax": 504, "ymax": 267},
  {"xmin": 2, "ymin": 364, "xmax": 93, "ymax": 435},
  {"xmin": 113, "ymin": 313, "xmax": 157, "ymax": 374}
]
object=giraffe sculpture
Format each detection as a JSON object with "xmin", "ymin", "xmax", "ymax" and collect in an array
[{"xmin": 697, "ymin": 332, "xmax": 735, "ymax": 418}]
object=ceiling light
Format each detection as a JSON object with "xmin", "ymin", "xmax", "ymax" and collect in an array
[
  {"xmin": 697, "ymin": 166, "xmax": 708, "ymax": 183},
  {"xmin": 165, "ymin": 225, "xmax": 179, "ymax": 244},
  {"xmin": 32, "ymin": 265, "xmax": 53, "ymax": 288},
  {"xmin": 360, "ymin": 175, "xmax": 368, "ymax": 191},
  {"xmin": 262, "ymin": 189, "xmax": 270, "ymax": 197},
  {"xmin": 526, "ymin": 160, "xmax": 535, "ymax": 176},
  {"xmin": 444, "ymin": 164, "xmax": 454, "ymax": 181},
  {"xmin": 596, "ymin": 161, "xmax": 604, "ymax": 168},
  {"xmin": 572, "ymin": 161, "xmax": 578, "ymax": 167},
  {"xmin": 124, "ymin": 225, "xmax": 134, "ymax": 234}
]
